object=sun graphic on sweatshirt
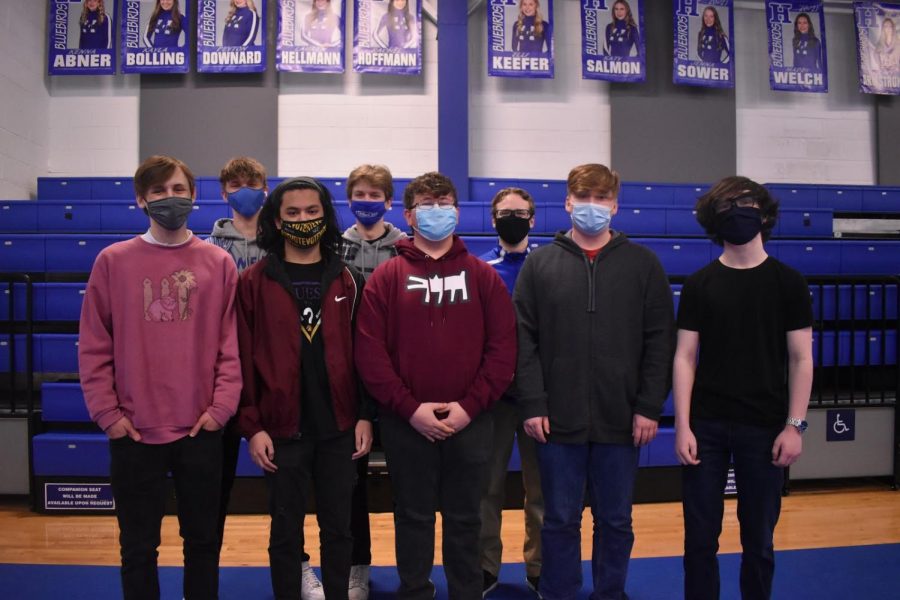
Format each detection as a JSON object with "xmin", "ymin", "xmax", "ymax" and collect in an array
[{"xmin": 171, "ymin": 269, "xmax": 198, "ymax": 290}]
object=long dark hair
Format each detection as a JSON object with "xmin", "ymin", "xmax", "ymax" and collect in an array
[
  {"xmin": 792, "ymin": 12, "xmax": 818, "ymax": 50},
  {"xmin": 697, "ymin": 6, "xmax": 727, "ymax": 49},
  {"xmin": 147, "ymin": 0, "xmax": 183, "ymax": 39},
  {"xmin": 695, "ymin": 176, "xmax": 779, "ymax": 246},
  {"xmin": 257, "ymin": 177, "xmax": 342, "ymax": 259}
]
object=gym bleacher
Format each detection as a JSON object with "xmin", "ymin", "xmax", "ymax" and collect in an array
[{"xmin": 1, "ymin": 176, "xmax": 898, "ymax": 512}]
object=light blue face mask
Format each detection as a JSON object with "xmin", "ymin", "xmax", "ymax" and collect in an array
[
  {"xmin": 571, "ymin": 203, "xmax": 612, "ymax": 235},
  {"xmin": 227, "ymin": 187, "xmax": 266, "ymax": 218},
  {"xmin": 415, "ymin": 205, "xmax": 458, "ymax": 242}
]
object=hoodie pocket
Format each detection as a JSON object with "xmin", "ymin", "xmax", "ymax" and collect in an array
[{"xmin": 546, "ymin": 358, "xmax": 589, "ymax": 435}]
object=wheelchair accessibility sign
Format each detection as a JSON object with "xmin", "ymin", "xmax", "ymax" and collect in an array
[{"xmin": 826, "ymin": 410, "xmax": 854, "ymax": 442}]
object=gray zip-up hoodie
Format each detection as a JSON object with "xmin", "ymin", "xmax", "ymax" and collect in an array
[
  {"xmin": 514, "ymin": 230, "xmax": 675, "ymax": 445},
  {"xmin": 340, "ymin": 222, "xmax": 407, "ymax": 280},
  {"xmin": 206, "ymin": 218, "xmax": 267, "ymax": 275}
]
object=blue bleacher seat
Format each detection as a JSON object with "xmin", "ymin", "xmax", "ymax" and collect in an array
[
  {"xmin": 862, "ymin": 188, "xmax": 900, "ymax": 212},
  {"xmin": 671, "ymin": 184, "xmax": 708, "ymax": 206},
  {"xmin": 91, "ymin": 178, "xmax": 133, "ymax": 199},
  {"xmin": 645, "ymin": 427, "xmax": 679, "ymax": 467},
  {"xmin": 814, "ymin": 330, "xmax": 898, "ymax": 367},
  {"xmin": 636, "ymin": 239, "xmax": 712, "ymax": 275},
  {"xmin": 32, "ymin": 433, "xmax": 109, "ymax": 477},
  {"xmin": 766, "ymin": 184, "xmax": 818, "ymax": 207},
  {"xmin": 840, "ymin": 241, "xmax": 900, "ymax": 275},
  {"xmin": 777, "ymin": 208, "xmax": 833, "ymax": 237},
  {"xmin": 665, "ymin": 207, "xmax": 703, "ymax": 236},
  {"xmin": 613, "ymin": 206, "xmax": 668, "ymax": 236},
  {"xmin": 457, "ymin": 202, "xmax": 488, "ymax": 233},
  {"xmin": 196, "ymin": 177, "xmax": 221, "ymax": 201},
  {"xmin": 543, "ymin": 203, "xmax": 570, "ymax": 233},
  {"xmin": 100, "ymin": 200, "xmax": 147, "ymax": 231},
  {"xmin": 469, "ymin": 178, "xmax": 520, "ymax": 203},
  {"xmin": 620, "ymin": 183, "xmax": 674, "ymax": 205},
  {"xmin": 41, "ymin": 383, "xmax": 91, "ymax": 422},
  {"xmin": 40, "ymin": 334, "xmax": 79, "ymax": 373},
  {"xmin": 817, "ymin": 186, "xmax": 863, "ymax": 212},
  {"xmin": 236, "ymin": 438, "xmax": 264, "ymax": 476},
  {"xmin": 811, "ymin": 284, "xmax": 898, "ymax": 321},
  {"xmin": 770, "ymin": 240, "xmax": 842, "ymax": 275},
  {"xmin": 0, "ymin": 334, "xmax": 40, "ymax": 372},
  {"xmin": 0, "ymin": 234, "xmax": 47, "ymax": 272},
  {"xmin": 44, "ymin": 234, "xmax": 130, "ymax": 272},
  {"xmin": 0, "ymin": 201, "xmax": 38, "ymax": 231},
  {"xmin": 317, "ymin": 177, "xmax": 347, "ymax": 201},
  {"xmin": 671, "ymin": 284, "xmax": 683, "ymax": 317},
  {"xmin": 37, "ymin": 178, "xmax": 92, "ymax": 201},
  {"xmin": 392, "ymin": 178, "xmax": 411, "ymax": 205},
  {"xmin": 37, "ymin": 202, "xmax": 102, "ymax": 232},
  {"xmin": 520, "ymin": 179, "xmax": 567, "ymax": 204},
  {"xmin": 267, "ymin": 177, "xmax": 286, "ymax": 191}
]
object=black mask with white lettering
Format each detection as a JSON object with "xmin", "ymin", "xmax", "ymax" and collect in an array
[
  {"xmin": 495, "ymin": 215, "xmax": 531, "ymax": 246},
  {"xmin": 281, "ymin": 217, "xmax": 326, "ymax": 249},
  {"xmin": 143, "ymin": 197, "xmax": 193, "ymax": 230}
]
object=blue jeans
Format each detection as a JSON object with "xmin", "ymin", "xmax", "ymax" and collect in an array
[
  {"xmin": 682, "ymin": 418, "xmax": 783, "ymax": 600},
  {"xmin": 536, "ymin": 441, "xmax": 640, "ymax": 600}
]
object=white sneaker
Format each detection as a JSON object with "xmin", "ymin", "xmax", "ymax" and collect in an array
[
  {"xmin": 348, "ymin": 564, "xmax": 370, "ymax": 600},
  {"xmin": 301, "ymin": 561, "xmax": 326, "ymax": 600}
]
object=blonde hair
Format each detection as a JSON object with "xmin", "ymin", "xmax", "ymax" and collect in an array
[
  {"xmin": 226, "ymin": 0, "xmax": 258, "ymax": 24},
  {"xmin": 80, "ymin": 0, "xmax": 106, "ymax": 25},
  {"xmin": 516, "ymin": 0, "xmax": 544, "ymax": 38}
]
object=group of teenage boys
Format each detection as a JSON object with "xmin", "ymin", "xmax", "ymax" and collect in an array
[{"xmin": 79, "ymin": 154, "xmax": 812, "ymax": 600}]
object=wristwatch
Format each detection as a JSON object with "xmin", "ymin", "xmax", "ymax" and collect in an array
[{"xmin": 786, "ymin": 417, "xmax": 808, "ymax": 434}]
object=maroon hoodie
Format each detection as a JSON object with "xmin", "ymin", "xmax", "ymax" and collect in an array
[{"xmin": 355, "ymin": 236, "xmax": 517, "ymax": 420}]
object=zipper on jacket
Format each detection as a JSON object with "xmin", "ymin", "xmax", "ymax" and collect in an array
[{"xmin": 583, "ymin": 253, "xmax": 596, "ymax": 313}]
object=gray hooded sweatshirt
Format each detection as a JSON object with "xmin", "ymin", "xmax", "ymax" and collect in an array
[
  {"xmin": 206, "ymin": 218, "xmax": 267, "ymax": 274},
  {"xmin": 340, "ymin": 222, "xmax": 407, "ymax": 280}
]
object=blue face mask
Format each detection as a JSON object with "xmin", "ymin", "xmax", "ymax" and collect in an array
[
  {"xmin": 226, "ymin": 187, "xmax": 266, "ymax": 218},
  {"xmin": 351, "ymin": 200, "xmax": 388, "ymax": 228},
  {"xmin": 415, "ymin": 206, "xmax": 457, "ymax": 242},
  {"xmin": 571, "ymin": 203, "xmax": 612, "ymax": 235}
]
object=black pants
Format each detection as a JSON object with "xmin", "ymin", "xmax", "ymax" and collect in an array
[
  {"xmin": 109, "ymin": 430, "xmax": 223, "ymax": 600},
  {"xmin": 381, "ymin": 412, "xmax": 493, "ymax": 600},
  {"xmin": 351, "ymin": 449, "xmax": 372, "ymax": 565},
  {"xmin": 266, "ymin": 431, "xmax": 356, "ymax": 600},
  {"xmin": 682, "ymin": 418, "xmax": 784, "ymax": 600}
]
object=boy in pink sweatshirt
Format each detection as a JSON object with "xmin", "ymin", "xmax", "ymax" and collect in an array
[{"xmin": 78, "ymin": 155, "xmax": 242, "ymax": 600}]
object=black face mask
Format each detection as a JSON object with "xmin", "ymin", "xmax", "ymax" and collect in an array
[
  {"xmin": 495, "ymin": 215, "xmax": 531, "ymax": 246},
  {"xmin": 714, "ymin": 206, "xmax": 763, "ymax": 245},
  {"xmin": 143, "ymin": 196, "xmax": 194, "ymax": 231},
  {"xmin": 280, "ymin": 217, "xmax": 326, "ymax": 249}
]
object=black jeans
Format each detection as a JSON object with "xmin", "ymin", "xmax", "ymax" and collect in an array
[
  {"xmin": 351, "ymin": 446, "xmax": 372, "ymax": 566},
  {"xmin": 682, "ymin": 418, "xmax": 784, "ymax": 600},
  {"xmin": 265, "ymin": 431, "xmax": 356, "ymax": 600},
  {"xmin": 381, "ymin": 412, "xmax": 493, "ymax": 600},
  {"xmin": 216, "ymin": 420, "xmax": 241, "ymax": 554},
  {"xmin": 109, "ymin": 429, "xmax": 223, "ymax": 600}
]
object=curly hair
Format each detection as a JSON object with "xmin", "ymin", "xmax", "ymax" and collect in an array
[{"xmin": 403, "ymin": 172, "xmax": 458, "ymax": 210}]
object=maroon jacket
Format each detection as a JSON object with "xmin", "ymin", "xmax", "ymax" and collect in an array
[
  {"xmin": 355, "ymin": 236, "xmax": 517, "ymax": 420},
  {"xmin": 236, "ymin": 253, "xmax": 366, "ymax": 440}
]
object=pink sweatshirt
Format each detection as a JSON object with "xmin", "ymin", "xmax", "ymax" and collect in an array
[{"xmin": 79, "ymin": 236, "xmax": 242, "ymax": 444}]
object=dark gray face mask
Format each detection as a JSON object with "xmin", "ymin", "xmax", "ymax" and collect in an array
[{"xmin": 143, "ymin": 197, "xmax": 194, "ymax": 230}]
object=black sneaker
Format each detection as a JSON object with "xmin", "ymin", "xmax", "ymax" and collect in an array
[
  {"xmin": 483, "ymin": 571, "xmax": 498, "ymax": 597},
  {"xmin": 526, "ymin": 575, "xmax": 542, "ymax": 599}
]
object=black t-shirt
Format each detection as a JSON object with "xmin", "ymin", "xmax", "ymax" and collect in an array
[
  {"xmin": 284, "ymin": 260, "xmax": 338, "ymax": 439},
  {"xmin": 677, "ymin": 257, "xmax": 813, "ymax": 427}
]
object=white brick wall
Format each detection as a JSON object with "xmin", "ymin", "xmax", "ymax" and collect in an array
[
  {"xmin": 735, "ymin": 5, "xmax": 876, "ymax": 185},
  {"xmin": 0, "ymin": 1, "xmax": 50, "ymax": 199},
  {"xmin": 468, "ymin": 0, "xmax": 611, "ymax": 180},
  {"xmin": 278, "ymin": 9, "xmax": 439, "ymax": 178},
  {"xmin": 47, "ymin": 76, "xmax": 140, "ymax": 177}
]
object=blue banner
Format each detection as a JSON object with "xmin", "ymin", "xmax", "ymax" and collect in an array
[
  {"xmin": 121, "ymin": 0, "xmax": 190, "ymax": 74},
  {"xmin": 582, "ymin": 0, "xmax": 646, "ymax": 83},
  {"xmin": 672, "ymin": 0, "xmax": 734, "ymax": 88},
  {"xmin": 277, "ymin": 0, "xmax": 345, "ymax": 73},
  {"xmin": 48, "ymin": 0, "xmax": 117, "ymax": 76},
  {"xmin": 767, "ymin": 1, "xmax": 828, "ymax": 93},
  {"xmin": 488, "ymin": 0, "xmax": 554, "ymax": 78},
  {"xmin": 854, "ymin": 1, "xmax": 900, "ymax": 95},
  {"xmin": 353, "ymin": 0, "xmax": 422, "ymax": 75},
  {"xmin": 197, "ymin": 0, "xmax": 267, "ymax": 73}
]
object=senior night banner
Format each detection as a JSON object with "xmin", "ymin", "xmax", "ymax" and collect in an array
[
  {"xmin": 582, "ymin": 0, "xmax": 646, "ymax": 83},
  {"xmin": 353, "ymin": 0, "xmax": 422, "ymax": 75},
  {"xmin": 277, "ymin": 0, "xmax": 345, "ymax": 73},
  {"xmin": 854, "ymin": 1, "xmax": 900, "ymax": 95},
  {"xmin": 121, "ymin": 0, "xmax": 191, "ymax": 73},
  {"xmin": 197, "ymin": 0, "xmax": 267, "ymax": 73},
  {"xmin": 488, "ymin": 0, "xmax": 554, "ymax": 78},
  {"xmin": 49, "ymin": 0, "xmax": 116, "ymax": 75},
  {"xmin": 767, "ymin": 1, "xmax": 827, "ymax": 93},
  {"xmin": 673, "ymin": 0, "xmax": 734, "ymax": 88}
]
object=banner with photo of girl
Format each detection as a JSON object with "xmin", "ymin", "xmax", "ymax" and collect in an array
[
  {"xmin": 853, "ymin": 1, "xmax": 900, "ymax": 95},
  {"xmin": 121, "ymin": 0, "xmax": 191, "ymax": 74},
  {"xmin": 767, "ymin": 1, "xmax": 827, "ymax": 93},
  {"xmin": 353, "ymin": 0, "xmax": 422, "ymax": 75},
  {"xmin": 197, "ymin": 0, "xmax": 267, "ymax": 73},
  {"xmin": 488, "ymin": 0, "xmax": 554, "ymax": 78},
  {"xmin": 582, "ymin": 0, "xmax": 646, "ymax": 83},
  {"xmin": 672, "ymin": 0, "xmax": 734, "ymax": 88},
  {"xmin": 49, "ymin": 0, "xmax": 117, "ymax": 75},
  {"xmin": 277, "ymin": 0, "xmax": 345, "ymax": 73}
]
